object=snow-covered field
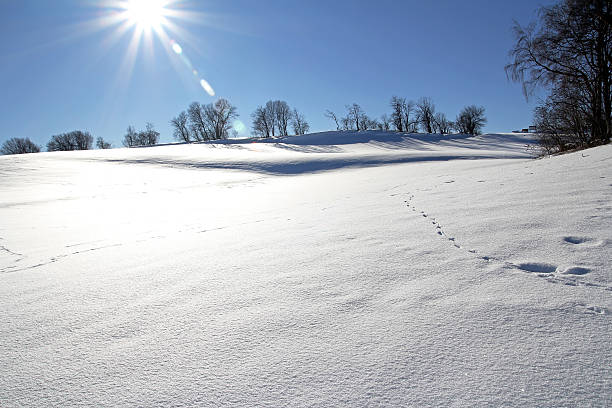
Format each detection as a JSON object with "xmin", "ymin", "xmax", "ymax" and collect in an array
[{"xmin": 1, "ymin": 131, "xmax": 610, "ymax": 407}]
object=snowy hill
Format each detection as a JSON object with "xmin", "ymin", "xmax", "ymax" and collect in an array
[{"xmin": 0, "ymin": 131, "xmax": 610, "ymax": 406}]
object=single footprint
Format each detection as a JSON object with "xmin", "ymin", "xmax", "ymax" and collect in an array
[
  {"xmin": 562, "ymin": 266, "xmax": 591, "ymax": 276},
  {"xmin": 585, "ymin": 305, "xmax": 607, "ymax": 315},
  {"xmin": 575, "ymin": 303, "xmax": 608, "ymax": 315},
  {"xmin": 516, "ymin": 262, "xmax": 557, "ymax": 273},
  {"xmin": 562, "ymin": 236, "xmax": 602, "ymax": 247},
  {"xmin": 564, "ymin": 236, "xmax": 589, "ymax": 244}
]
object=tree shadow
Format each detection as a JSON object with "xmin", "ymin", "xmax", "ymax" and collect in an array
[{"xmin": 97, "ymin": 131, "xmax": 536, "ymax": 176}]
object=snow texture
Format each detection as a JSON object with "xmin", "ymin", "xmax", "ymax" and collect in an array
[{"xmin": 0, "ymin": 131, "xmax": 610, "ymax": 407}]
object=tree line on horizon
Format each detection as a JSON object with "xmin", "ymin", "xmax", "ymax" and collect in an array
[
  {"xmin": 0, "ymin": 97, "xmax": 485, "ymax": 156},
  {"xmin": 250, "ymin": 100, "xmax": 310, "ymax": 137},
  {"xmin": 168, "ymin": 99, "xmax": 310, "ymax": 142},
  {"xmin": 170, "ymin": 99, "xmax": 238, "ymax": 142},
  {"xmin": 323, "ymin": 98, "xmax": 486, "ymax": 136}
]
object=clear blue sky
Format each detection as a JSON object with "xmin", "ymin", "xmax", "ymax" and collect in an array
[{"xmin": 0, "ymin": 0, "xmax": 553, "ymax": 147}]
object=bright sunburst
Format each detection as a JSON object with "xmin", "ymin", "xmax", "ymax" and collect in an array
[
  {"xmin": 124, "ymin": 0, "xmax": 167, "ymax": 30},
  {"xmin": 90, "ymin": 0, "xmax": 216, "ymax": 96}
]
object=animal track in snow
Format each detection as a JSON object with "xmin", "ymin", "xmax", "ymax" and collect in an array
[
  {"xmin": 0, "ymin": 238, "xmax": 22, "ymax": 257},
  {"xmin": 402, "ymin": 193, "xmax": 610, "ymax": 292},
  {"xmin": 404, "ymin": 194, "xmax": 473, "ymax": 253},
  {"xmin": 505, "ymin": 261, "xmax": 606, "ymax": 291},
  {"xmin": 516, "ymin": 262, "xmax": 557, "ymax": 273},
  {"xmin": 584, "ymin": 305, "xmax": 607, "ymax": 315},
  {"xmin": 0, "ymin": 245, "xmax": 21, "ymax": 257},
  {"xmin": 560, "ymin": 301, "xmax": 609, "ymax": 315},
  {"xmin": 561, "ymin": 266, "xmax": 591, "ymax": 276},
  {"xmin": 564, "ymin": 236, "xmax": 590, "ymax": 244},
  {"xmin": 562, "ymin": 236, "xmax": 604, "ymax": 247}
]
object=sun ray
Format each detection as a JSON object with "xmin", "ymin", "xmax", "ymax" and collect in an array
[
  {"xmin": 98, "ymin": 19, "xmax": 136, "ymax": 54},
  {"xmin": 88, "ymin": 0, "xmax": 219, "ymax": 99},
  {"xmin": 118, "ymin": 25, "xmax": 143, "ymax": 83}
]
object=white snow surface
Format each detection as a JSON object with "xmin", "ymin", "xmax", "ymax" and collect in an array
[{"xmin": 0, "ymin": 131, "xmax": 610, "ymax": 407}]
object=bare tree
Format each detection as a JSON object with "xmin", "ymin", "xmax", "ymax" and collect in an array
[
  {"xmin": 416, "ymin": 97, "xmax": 436, "ymax": 133},
  {"xmin": 380, "ymin": 114, "xmax": 391, "ymax": 131},
  {"xmin": 390, "ymin": 97, "xmax": 418, "ymax": 132},
  {"xmin": 291, "ymin": 108, "xmax": 310, "ymax": 135},
  {"xmin": 264, "ymin": 101, "xmax": 278, "ymax": 137},
  {"xmin": 170, "ymin": 111, "xmax": 191, "ymax": 142},
  {"xmin": 341, "ymin": 116, "xmax": 351, "ymax": 131},
  {"xmin": 274, "ymin": 101, "xmax": 292, "ymax": 136},
  {"xmin": 138, "ymin": 123, "xmax": 160, "ymax": 146},
  {"xmin": 122, "ymin": 124, "xmax": 159, "ymax": 147},
  {"xmin": 187, "ymin": 102, "xmax": 212, "ymax": 141},
  {"xmin": 252, "ymin": 106, "xmax": 272, "ymax": 138},
  {"xmin": 506, "ymin": 0, "xmax": 611, "ymax": 150},
  {"xmin": 455, "ymin": 105, "xmax": 487, "ymax": 135},
  {"xmin": 203, "ymin": 98, "xmax": 238, "ymax": 140},
  {"xmin": 367, "ymin": 118, "xmax": 380, "ymax": 130},
  {"xmin": 325, "ymin": 110, "xmax": 340, "ymax": 130},
  {"xmin": 390, "ymin": 96, "xmax": 406, "ymax": 131},
  {"xmin": 122, "ymin": 126, "xmax": 138, "ymax": 147},
  {"xmin": 360, "ymin": 114, "xmax": 378, "ymax": 130},
  {"xmin": 96, "ymin": 137, "xmax": 112, "ymax": 149},
  {"xmin": 533, "ymin": 81, "xmax": 591, "ymax": 152},
  {"xmin": 253, "ymin": 100, "xmax": 293, "ymax": 137},
  {"xmin": 184, "ymin": 99, "xmax": 238, "ymax": 141},
  {"xmin": 403, "ymin": 100, "xmax": 418, "ymax": 132},
  {"xmin": 48, "ymin": 131, "xmax": 93, "ymax": 151},
  {"xmin": 346, "ymin": 103, "xmax": 365, "ymax": 130},
  {"xmin": 433, "ymin": 113, "xmax": 453, "ymax": 135},
  {"xmin": 1, "ymin": 137, "xmax": 40, "ymax": 155}
]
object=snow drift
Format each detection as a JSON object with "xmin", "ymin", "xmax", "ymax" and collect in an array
[{"xmin": 0, "ymin": 131, "xmax": 610, "ymax": 407}]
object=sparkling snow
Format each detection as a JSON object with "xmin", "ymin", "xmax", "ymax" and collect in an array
[{"xmin": 1, "ymin": 131, "xmax": 610, "ymax": 406}]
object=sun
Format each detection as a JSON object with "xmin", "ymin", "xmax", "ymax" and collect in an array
[{"xmin": 125, "ymin": 0, "xmax": 167, "ymax": 30}]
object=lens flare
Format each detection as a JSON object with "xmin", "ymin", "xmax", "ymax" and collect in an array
[
  {"xmin": 171, "ymin": 42, "xmax": 182, "ymax": 54},
  {"xmin": 232, "ymin": 120, "xmax": 248, "ymax": 137},
  {"xmin": 169, "ymin": 39, "xmax": 215, "ymax": 96},
  {"xmin": 200, "ymin": 79, "xmax": 215, "ymax": 96}
]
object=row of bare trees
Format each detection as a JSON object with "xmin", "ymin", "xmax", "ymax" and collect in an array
[
  {"xmin": 1, "ymin": 98, "xmax": 241, "ymax": 155},
  {"xmin": 171, "ymin": 98, "xmax": 238, "ymax": 142},
  {"xmin": 122, "ymin": 123, "xmax": 160, "ymax": 147},
  {"xmin": 1, "ymin": 131, "xmax": 115, "ymax": 155},
  {"xmin": 325, "ymin": 97, "xmax": 487, "ymax": 135},
  {"xmin": 2, "ymin": 95, "xmax": 487, "ymax": 156},
  {"xmin": 0, "ymin": 137, "xmax": 41, "ymax": 155},
  {"xmin": 47, "ymin": 131, "xmax": 94, "ymax": 151},
  {"xmin": 507, "ymin": 0, "xmax": 611, "ymax": 153},
  {"xmin": 251, "ymin": 100, "xmax": 310, "ymax": 137},
  {"xmin": 325, "ymin": 104, "xmax": 386, "ymax": 131},
  {"xmin": 3, "ymin": 98, "xmax": 242, "ymax": 155}
]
